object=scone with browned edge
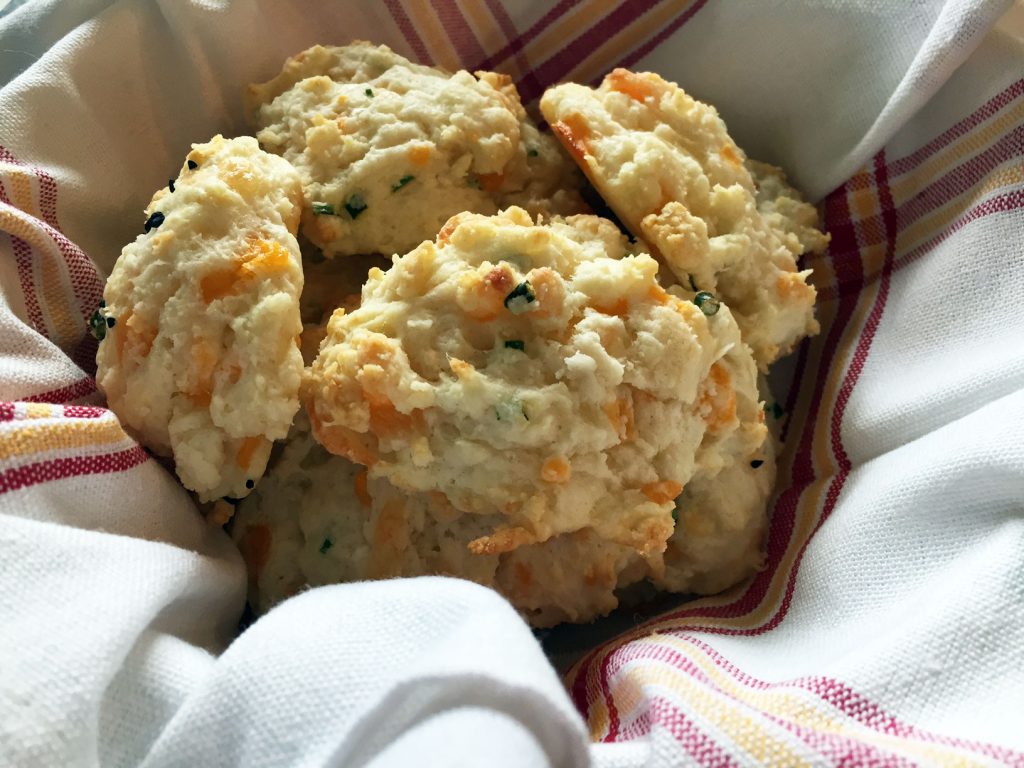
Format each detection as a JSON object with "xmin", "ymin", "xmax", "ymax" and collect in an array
[
  {"xmin": 96, "ymin": 135, "xmax": 304, "ymax": 501},
  {"xmin": 540, "ymin": 70, "xmax": 829, "ymax": 369},
  {"xmin": 246, "ymin": 42, "xmax": 585, "ymax": 258},
  {"xmin": 254, "ymin": 207, "xmax": 776, "ymax": 625}
]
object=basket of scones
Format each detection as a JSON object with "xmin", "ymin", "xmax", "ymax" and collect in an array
[{"xmin": 95, "ymin": 41, "xmax": 828, "ymax": 628}]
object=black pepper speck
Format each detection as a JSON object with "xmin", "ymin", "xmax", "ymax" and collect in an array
[{"xmin": 144, "ymin": 211, "xmax": 165, "ymax": 233}]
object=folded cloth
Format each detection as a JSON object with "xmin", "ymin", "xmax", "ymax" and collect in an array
[{"xmin": 1, "ymin": 1, "xmax": 1022, "ymax": 766}]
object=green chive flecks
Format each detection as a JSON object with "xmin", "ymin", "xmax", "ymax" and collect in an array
[
  {"xmin": 168, "ymin": 179, "xmax": 175, "ymax": 193},
  {"xmin": 503, "ymin": 281, "xmax": 536, "ymax": 314},
  {"xmin": 750, "ymin": 459, "xmax": 764, "ymax": 469},
  {"xmin": 311, "ymin": 202, "xmax": 336, "ymax": 215},
  {"xmin": 365, "ymin": 88, "xmax": 374, "ymax": 97},
  {"xmin": 671, "ymin": 507, "xmax": 679, "ymax": 524},
  {"xmin": 245, "ymin": 479, "xmax": 255, "ymax": 489},
  {"xmin": 693, "ymin": 291, "xmax": 720, "ymax": 316},
  {"xmin": 526, "ymin": 147, "xmax": 539, "ymax": 158},
  {"xmin": 391, "ymin": 175, "xmax": 415, "ymax": 192},
  {"xmin": 344, "ymin": 193, "xmax": 367, "ymax": 219},
  {"xmin": 504, "ymin": 339, "xmax": 525, "ymax": 351},
  {"xmin": 772, "ymin": 402, "xmax": 784, "ymax": 419},
  {"xmin": 187, "ymin": 159, "xmax": 198, "ymax": 170},
  {"xmin": 319, "ymin": 537, "xmax": 334, "ymax": 554},
  {"xmin": 688, "ymin": 274, "xmax": 699, "ymax": 292}
]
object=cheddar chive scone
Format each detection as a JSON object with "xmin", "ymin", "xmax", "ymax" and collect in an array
[
  {"xmin": 540, "ymin": 69, "xmax": 830, "ymax": 369},
  {"xmin": 231, "ymin": 411, "xmax": 502, "ymax": 615},
  {"xmin": 238, "ymin": 207, "xmax": 773, "ymax": 626},
  {"xmin": 232, "ymin": 413, "xmax": 646, "ymax": 626},
  {"xmin": 306, "ymin": 207, "xmax": 732, "ymax": 555},
  {"xmin": 246, "ymin": 42, "xmax": 585, "ymax": 258},
  {"xmin": 96, "ymin": 135, "xmax": 305, "ymax": 501},
  {"xmin": 234, "ymin": 406, "xmax": 769, "ymax": 627}
]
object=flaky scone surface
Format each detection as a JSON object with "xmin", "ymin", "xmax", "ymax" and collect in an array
[
  {"xmin": 234, "ymin": 411, "xmax": 645, "ymax": 626},
  {"xmin": 248, "ymin": 43, "xmax": 584, "ymax": 258},
  {"xmin": 96, "ymin": 135, "xmax": 304, "ymax": 501},
  {"xmin": 540, "ymin": 70, "xmax": 829, "ymax": 369},
  {"xmin": 305, "ymin": 207, "xmax": 761, "ymax": 561}
]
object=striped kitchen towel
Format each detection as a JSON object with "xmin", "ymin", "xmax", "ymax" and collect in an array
[{"xmin": 1, "ymin": 1, "xmax": 1022, "ymax": 766}]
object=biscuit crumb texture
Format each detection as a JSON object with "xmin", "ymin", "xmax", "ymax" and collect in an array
[
  {"xmin": 247, "ymin": 42, "xmax": 585, "ymax": 258},
  {"xmin": 96, "ymin": 135, "xmax": 305, "ymax": 501},
  {"xmin": 540, "ymin": 70, "xmax": 830, "ymax": 369},
  {"xmin": 233, "ymin": 209, "xmax": 772, "ymax": 625}
]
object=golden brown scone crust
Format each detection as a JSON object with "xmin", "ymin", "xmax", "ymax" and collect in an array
[
  {"xmin": 248, "ymin": 42, "xmax": 585, "ymax": 258},
  {"xmin": 541, "ymin": 70, "xmax": 829, "ymax": 369},
  {"xmin": 97, "ymin": 135, "xmax": 304, "ymax": 501}
]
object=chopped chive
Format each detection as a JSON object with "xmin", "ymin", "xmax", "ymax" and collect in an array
[
  {"xmin": 671, "ymin": 507, "xmax": 679, "ymax": 523},
  {"xmin": 693, "ymin": 291, "xmax": 720, "ymax": 316},
  {"xmin": 105, "ymin": 316, "xmax": 116, "ymax": 328},
  {"xmin": 466, "ymin": 176, "xmax": 482, "ymax": 189},
  {"xmin": 245, "ymin": 479, "xmax": 255, "ymax": 489},
  {"xmin": 503, "ymin": 281, "xmax": 536, "ymax": 314},
  {"xmin": 88, "ymin": 308, "xmax": 107, "ymax": 341},
  {"xmin": 344, "ymin": 193, "xmax": 367, "ymax": 219},
  {"xmin": 143, "ymin": 211, "xmax": 165, "ymax": 233},
  {"xmin": 187, "ymin": 159, "xmax": 198, "ymax": 170},
  {"xmin": 311, "ymin": 201, "xmax": 336, "ymax": 215},
  {"xmin": 526, "ymin": 147, "xmax": 539, "ymax": 158},
  {"xmin": 750, "ymin": 459, "xmax": 764, "ymax": 469},
  {"xmin": 391, "ymin": 174, "xmax": 415, "ymax": 192},
  {"xmin": 168, "ymin": 179, "xmax": 175, "ymax": 193},
  {"xmin": 319, "ymin": 537, "xmax": 334, "ymax": 554},
  {"xmin": 772, "ymin": 402, "xmax": 784, "ymax": 419},
  {"xmin": 688, "ymin": 274, "xmax": 699, "ymax": 291},
  {"xmin": 99, "ymin": 299, "xmax": 106, "ymax": 308},
  {"xmin": 504, "ymin": 339, "xmax": 525, "ymax": 351},
  {"xmin": 365, "ymin": 88, "xmax": 374, "ymax": 97}
]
